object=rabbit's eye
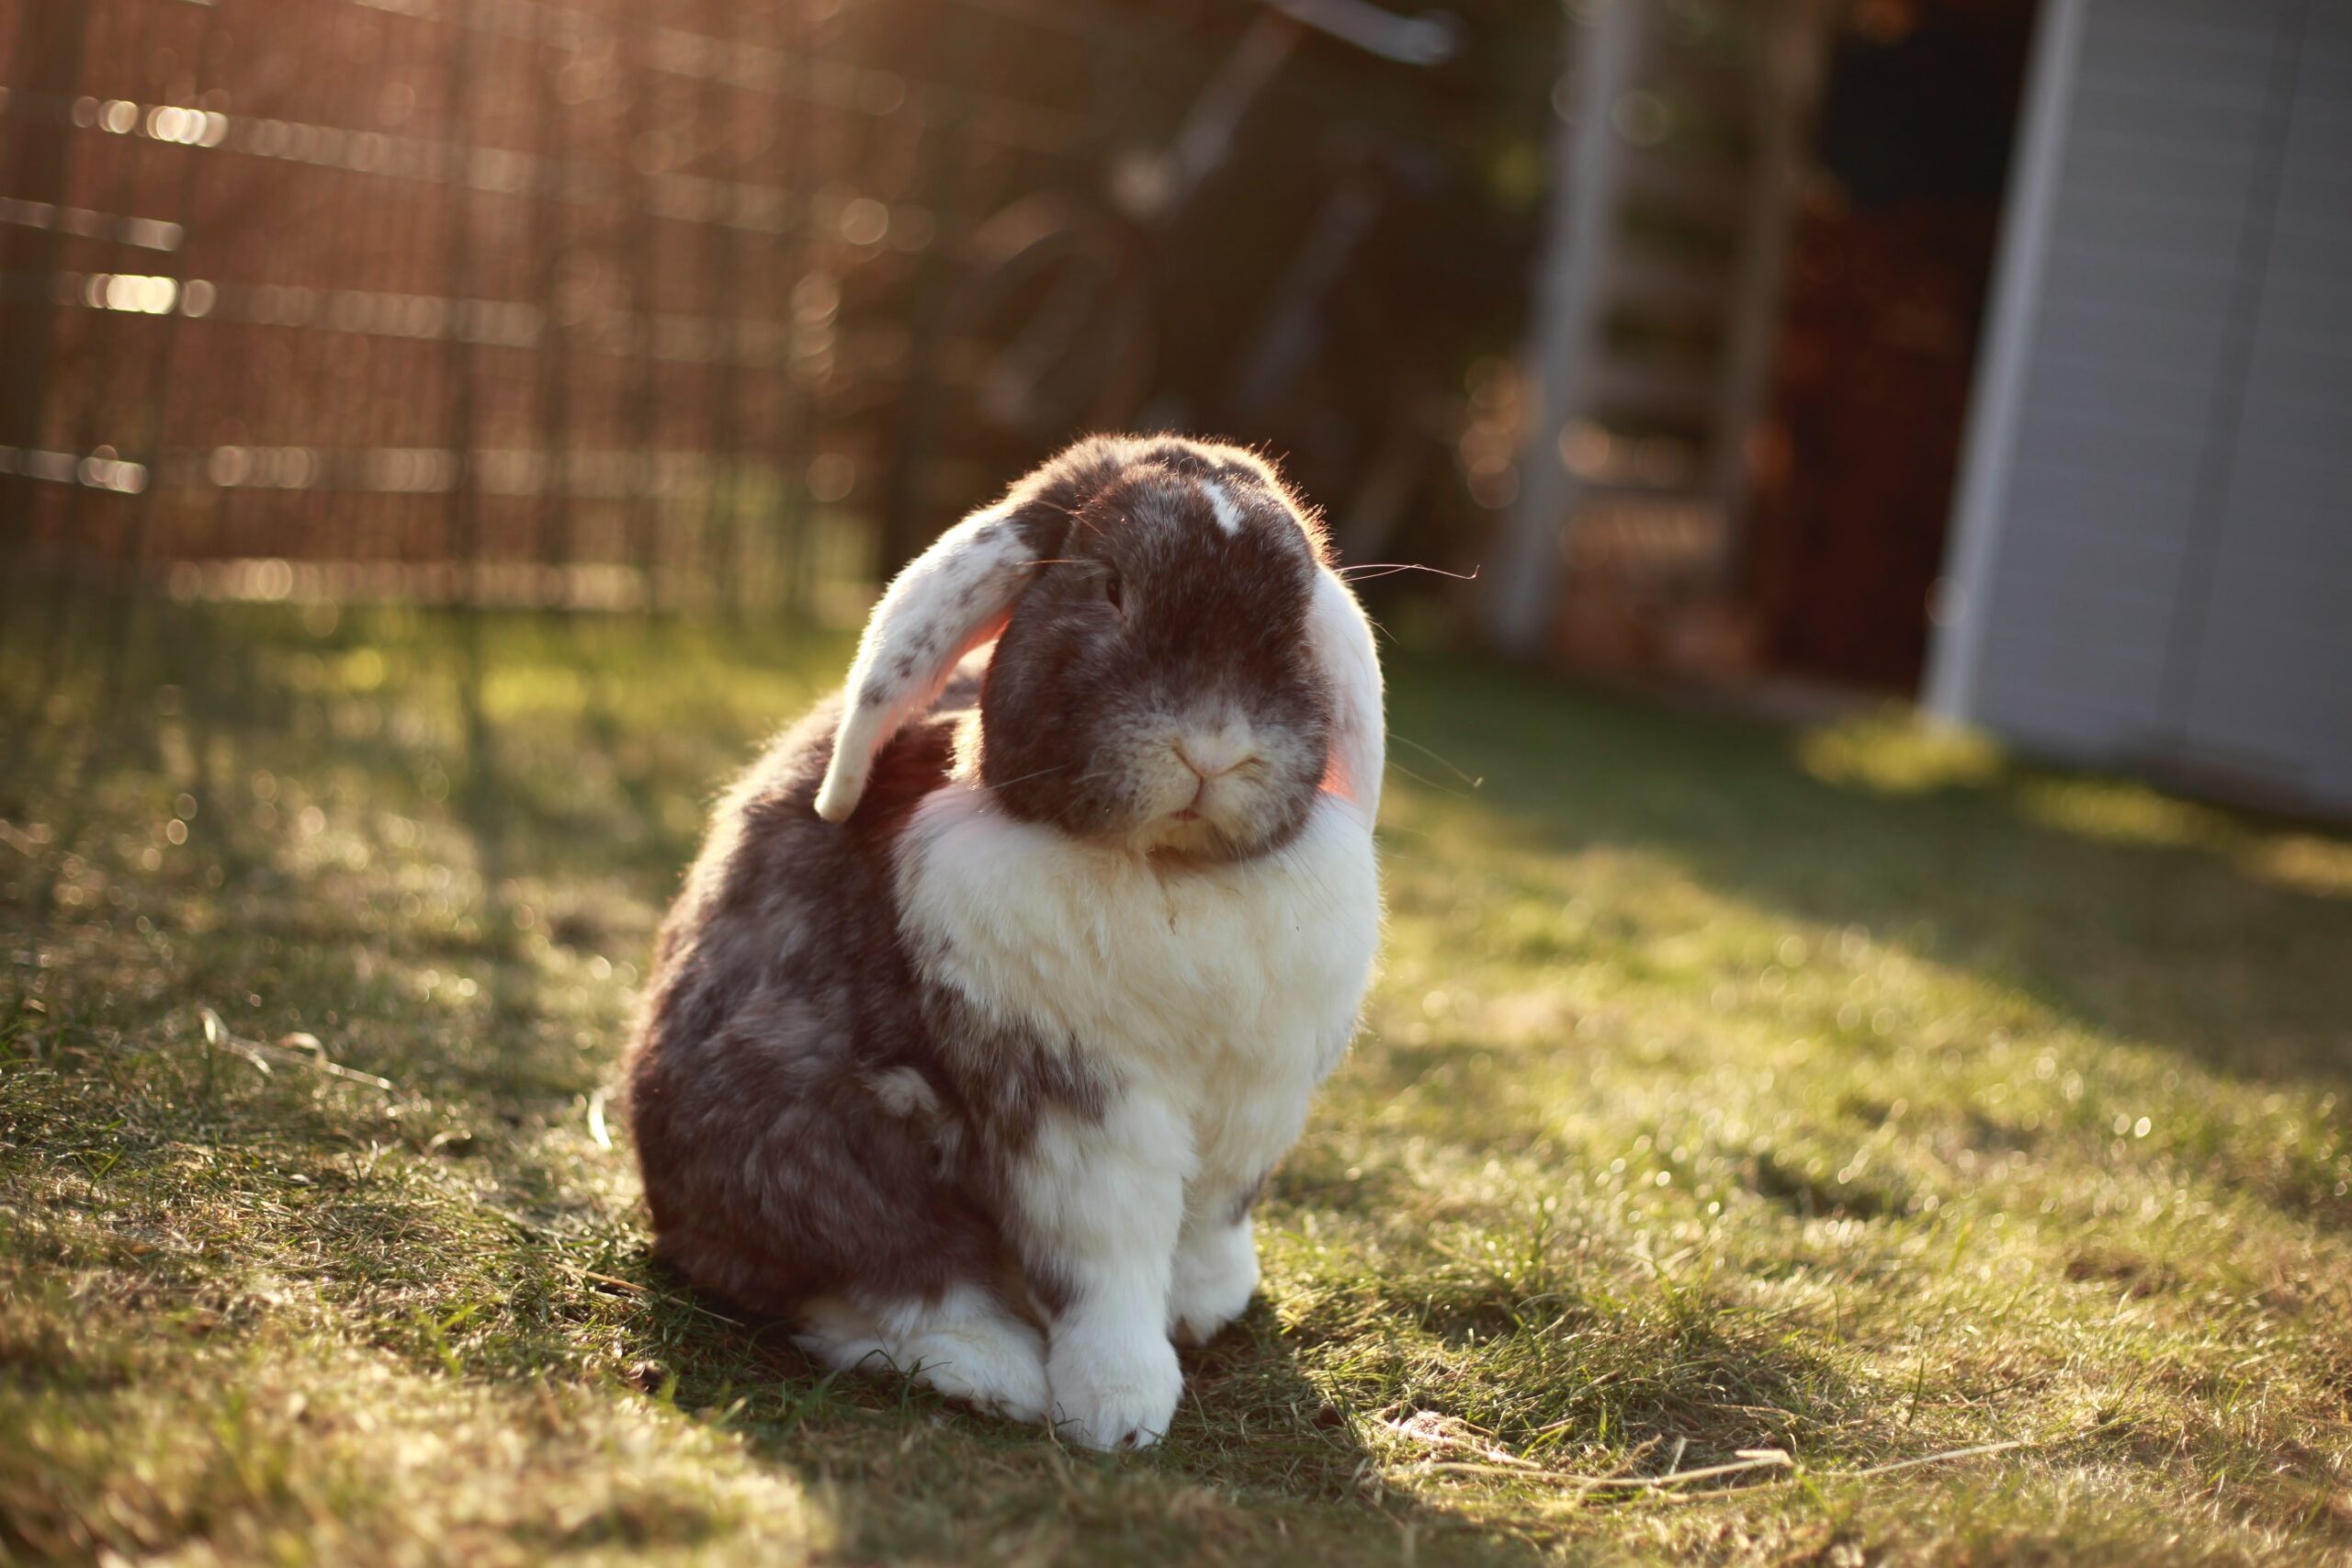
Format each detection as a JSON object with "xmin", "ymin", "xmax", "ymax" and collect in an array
[{"xmin": 1102, "ymin": 571, "xmax": 1125, "ymax": 614}]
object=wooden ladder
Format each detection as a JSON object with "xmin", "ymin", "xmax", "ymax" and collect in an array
[{"xmin": 1485, "ymin": 0, "xmax": 1830, "ymax": 668}]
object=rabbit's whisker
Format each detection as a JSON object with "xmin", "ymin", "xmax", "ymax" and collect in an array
[
  {"xmin": 983, "ymin": 761, "xmax": 1075, "ymax": 793},
  {"xmin": 1336, "ymin": 562, "xmax": 1481, "ymax": 583},
  {"xmin": 1390, "ymin": 731, "xmax": 1483, "ymax": 792}
]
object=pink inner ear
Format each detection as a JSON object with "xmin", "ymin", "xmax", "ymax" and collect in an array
[
  {"xmin": 1319, "ymin": 749, "xmax": 1356, "ymax": 804},
  {"xmin": 945, "ymin": 608, "xmax": 1014, "ymax": 678},
  {"xmin": 880, "ymin": 605, "xmax": 1011, "ymax": 763}
]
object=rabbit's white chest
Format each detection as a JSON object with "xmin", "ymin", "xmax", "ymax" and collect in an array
[{"xmin": 895, "ymin": 783, "xmax": 1380, "ymax": 1162}]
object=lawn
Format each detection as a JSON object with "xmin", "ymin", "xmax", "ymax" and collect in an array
[{"xmin": 4, "ymin": 600, "xmax": 2349, "ymax": 1565}]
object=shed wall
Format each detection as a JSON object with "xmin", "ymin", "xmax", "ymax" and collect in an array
[{"xmin": 1928, "ymin": 0, "xmax": 2352, "ymax": 813}]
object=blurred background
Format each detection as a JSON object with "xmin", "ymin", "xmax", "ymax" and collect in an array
[{"xmin": 2, "ymin": 0, "xmax": 2346, "ymax": 816}]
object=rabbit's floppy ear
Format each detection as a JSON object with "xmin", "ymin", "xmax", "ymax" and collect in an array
[
  {"xmin": 814, "ymin": 505, "xmax": 1038, "ymax": 823},
  {"xmin": 1308, "ymin": 563, "xmax": 1385, "ymax": 827}
]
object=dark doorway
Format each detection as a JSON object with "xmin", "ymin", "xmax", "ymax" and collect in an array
[{"xmin": 1741, "ymin": 0, "xmax": 2038, "ymax": 693}]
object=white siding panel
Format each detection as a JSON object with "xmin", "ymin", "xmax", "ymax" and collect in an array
[
  {"xmin": 1973, "ymin": 670, "xmax": 2161, "ymax": 758},
  {"xmin": 2030, "ymin": 310, "xmax": 2236, "ymax": 385},
  {"xmin": 1935, "ymin": 0, "xmax": 2352, "ymax": 813},
  {"xmin": 2019, "ymin": 353, "xmax": 2232, "ymax": 441},
  {"xmin": 2007, "ymin": 449, "xmax": 2200, "ymax": 510},
  {"xmin": 1962, "ymin": 0, "xmax": 2287, "ymax": 758},
  {"xmin": 2173, "ymin": 15, "xmax": 2352, "ymax": 805},
  {"xmin": 2227, "ymin": 445, "xmax": 2352, "ymax": 509},
  {"xmin": 2009, "ymin": 404, "xmax": 2216, "ymax": 478},
  {"xmin": 1981, "ymin": 546, "xmax": 2184, "ymax": 626}
]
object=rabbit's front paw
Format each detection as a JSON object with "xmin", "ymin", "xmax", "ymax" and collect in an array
[
  {"xmin": 1048, "ymin": 1323, "xmax": 1182, "ymax": 1450},
  {"xmin": 1170, "ymin": 1219, "xmax": 1259, "ymax": 1347},
  {"xmin": 903, "ymin": 1316, "xmax": 1052, "ymax": 1426}
]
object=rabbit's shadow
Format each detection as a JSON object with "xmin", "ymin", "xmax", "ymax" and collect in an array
[{"xmin": 633, "ymin": 1276, "xmax": 1535, "ymax": 1565}]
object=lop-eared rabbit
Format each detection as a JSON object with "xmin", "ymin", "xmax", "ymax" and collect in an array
[{"xmin": 626, "ymin": 435, "xmax": 1383, "ymax": 1449}]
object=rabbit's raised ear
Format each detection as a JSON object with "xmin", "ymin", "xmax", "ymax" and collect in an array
[{"xmin": 814, "ymin": 506, "xmax": 1038, "ymax": 823}]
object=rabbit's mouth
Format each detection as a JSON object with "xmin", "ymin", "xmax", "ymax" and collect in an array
[
  {"xmin": 1136, "ymin": 815, "xmax": 1236, "ymax": 862},
  {"xmin": 1131, "ymin": 778, "xmax": 1278, "ymax": 863}
]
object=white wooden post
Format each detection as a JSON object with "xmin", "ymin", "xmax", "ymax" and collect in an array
[{"xmin": 1485, "ymin": 0, "xmax": 1645, "ymax": 657}]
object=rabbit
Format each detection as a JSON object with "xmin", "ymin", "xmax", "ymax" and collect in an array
[{"xmin": 623, "ymin": 434, "xmax": 1384, "ymax": 1450}]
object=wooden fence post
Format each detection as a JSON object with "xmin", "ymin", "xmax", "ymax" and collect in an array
[{"xmin": 0, "ymin": 1, "xmax": 95, "ymax": 558}]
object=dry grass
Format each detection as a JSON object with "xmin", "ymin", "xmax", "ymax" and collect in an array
[{"xmin": 4, "ymin": 600, "xmax": 2349, "ymax": 1565}]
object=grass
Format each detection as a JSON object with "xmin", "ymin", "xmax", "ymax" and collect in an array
[{"xmin": 4, "ymin": 597, "xmax": 2350, "ymax": 1565}]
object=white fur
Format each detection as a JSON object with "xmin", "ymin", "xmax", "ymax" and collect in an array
[
  {"xmin": 1202, "ymin": 479, "xmax": 1244, "ymax": 535},
  {"xmin": 816, "ymin": 505, "xmax": 1029, "ymax": 822},
  {"xmin": 894, "ymin": 767, "xmax": 1380, "ymax": 1446},
  {"xmin": 793, "ymin": 1283, "xmax": 1050, "ymax": 1423},
  {"xmin": 1170, "ymin": 1209, "xmax": 1259, "ymax": 1345},
  {"xmin": 1019, "ymin": 1096, "xmax": 1190, "ymax": 1447}
]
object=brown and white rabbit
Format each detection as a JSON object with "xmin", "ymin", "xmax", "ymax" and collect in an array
[{"xmin": 624, "ymin": 434, "xmax": 1383, "ymax": 1449}]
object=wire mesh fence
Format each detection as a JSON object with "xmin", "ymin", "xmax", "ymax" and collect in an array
[
  {"xmin": 3, "ymin": 0, "xmax": 1151, "ymax": 621},
  {"xmin": 3, "ymin": 0, "xmax": 1541, "ymax": 652}
]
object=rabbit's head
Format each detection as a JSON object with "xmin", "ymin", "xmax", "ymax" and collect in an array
[{"xmin": 814, "ymin": 436, "xmax": 1347, "ymax": 863}]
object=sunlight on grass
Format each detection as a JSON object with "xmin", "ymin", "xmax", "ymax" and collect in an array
[
  {"xmin": 1797, "ymin": 710, "xmax": 2352, "ymax": 905},
  {"xmin": 2243, "ymin": 833, "xmax": 2352, "ymax": 899},
  {"xmin": 1794, "ymin": 711, "xmax": 2002, "ymax": 796},
  {"xmin": 2012, "ymin": 775, "xmax": 2234, "ymax": 852},
  {"xmin": 3, "ymin": 607, "xmax": 2348, "ymax": 1564}
]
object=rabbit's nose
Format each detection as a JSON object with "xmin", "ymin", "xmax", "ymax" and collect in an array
[{"xmin": 1174, "ymin": 734, "xmax": 1252, "ymax": 780}]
